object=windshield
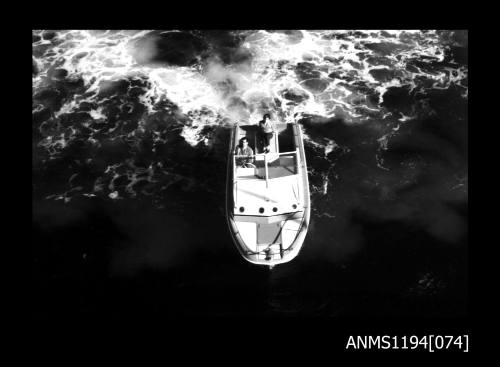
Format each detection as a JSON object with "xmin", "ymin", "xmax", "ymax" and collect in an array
[{"xmin": 234, "ymin": 151, "xmax": 298, "ymax": 180}]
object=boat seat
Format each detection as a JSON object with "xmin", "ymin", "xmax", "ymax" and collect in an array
[
  {"xmin": 236, "ymin": 167, "xmax": 256, "ymax": 178},
  {"xmin": 266, "ymin": 152, "xmax": 280, "ymax": 163}
]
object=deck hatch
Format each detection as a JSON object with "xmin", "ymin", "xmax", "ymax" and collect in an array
[{"xmin": 257, "ymin": 222, "xmax": 282, "ymax": 245}]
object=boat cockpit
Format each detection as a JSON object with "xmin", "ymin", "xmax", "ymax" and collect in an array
[{"xmin": 233, "ymin": 123, "xmax": 299, "ymax": 181}]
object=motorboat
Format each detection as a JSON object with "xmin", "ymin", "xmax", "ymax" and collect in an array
[{"xmin": 226, "ymin": 121, "xmax": 310, "ymax": 266}]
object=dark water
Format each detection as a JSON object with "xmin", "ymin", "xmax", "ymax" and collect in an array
[{"xmin": 32, "ymin": 30, "xmax": 467, "ymax": 319}]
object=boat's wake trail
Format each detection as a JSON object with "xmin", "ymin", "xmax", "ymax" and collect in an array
[{"xmin": 33, "ymin": 29, "xmax": 467, "ymax": 212}]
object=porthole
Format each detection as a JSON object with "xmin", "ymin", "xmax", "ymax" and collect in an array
[
  {"xmin": 259, "ymin": 207, "xmax": 265, "ymax": 214},
  {"xmin": 272, "ymin": 207, "xmax": 278, "ymax": 212},
  {"xmin": 239, "ymin": 207, "xmax": 245, "ymax": 213}
]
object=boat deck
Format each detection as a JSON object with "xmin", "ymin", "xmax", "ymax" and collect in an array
[{"xmin": 234, "ymin": 175, "xmax": 302, "ymax": 217}]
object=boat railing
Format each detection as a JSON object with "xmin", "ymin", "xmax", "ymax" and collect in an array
[
  {"xmin": 233, "ymin": 150, "xmax": 299, "ymax": 159},
  {"xmin": 234, "ymin": 150, "xmax": 299, "ymax": 185}
]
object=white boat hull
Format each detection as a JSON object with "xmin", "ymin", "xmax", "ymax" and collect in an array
[{"xmin": 226, "ymin": 122, "xmax": 310, "ymax": 266}]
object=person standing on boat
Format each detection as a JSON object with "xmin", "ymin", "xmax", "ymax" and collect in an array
[
  {"xmin": 235, "ymin": 137, "xmax": 255, "ymax": 167},
  {"xmin": 258, "ymin": 113, "xmax": 276, "ymax": 153}
]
